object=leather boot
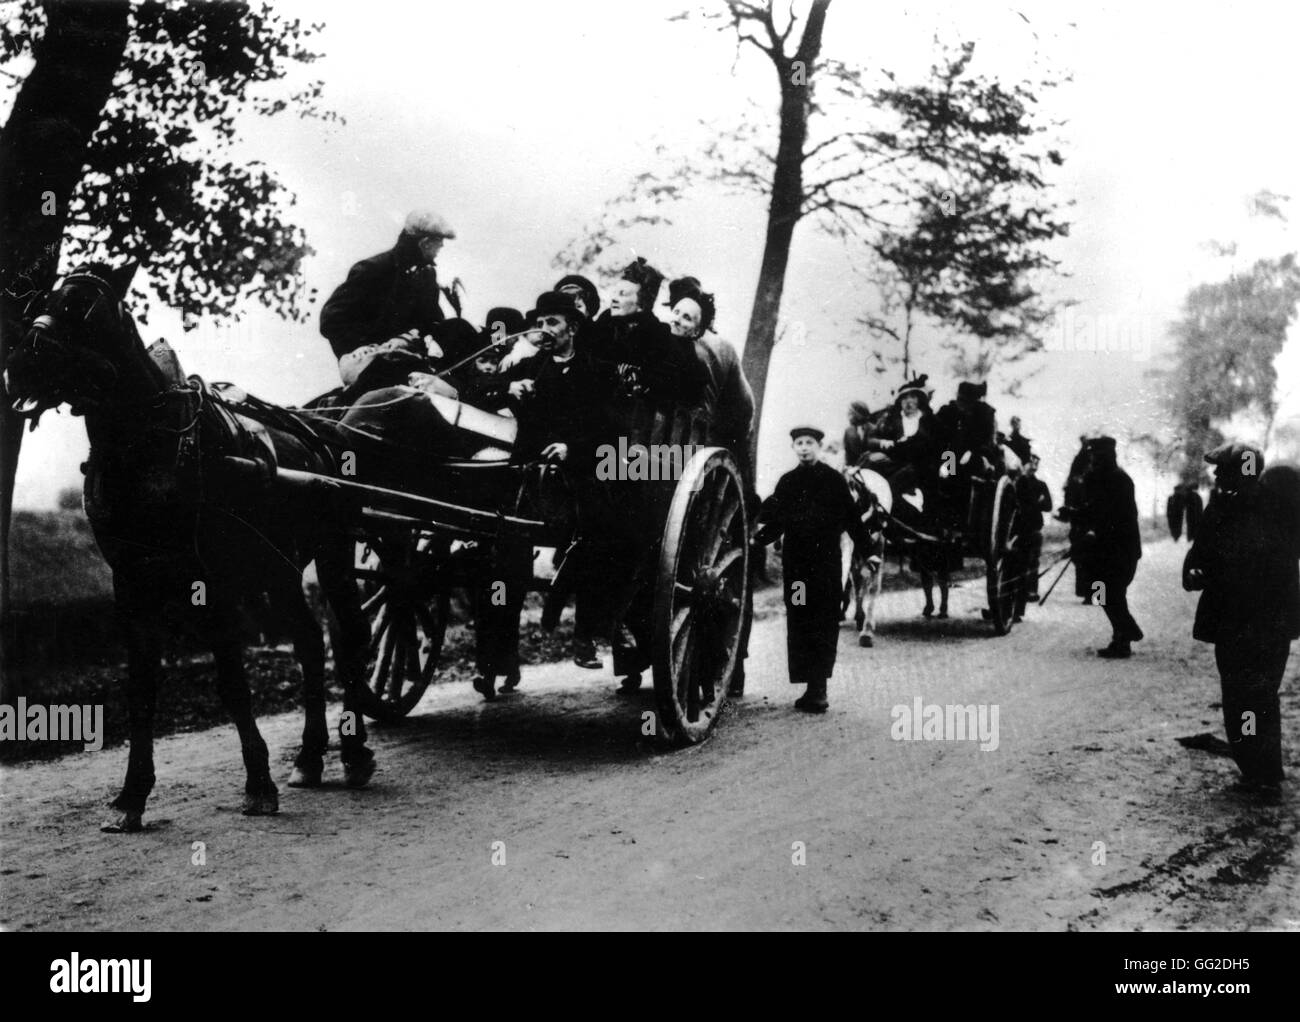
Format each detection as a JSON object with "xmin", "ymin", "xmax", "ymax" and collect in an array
[{"xmin": 797, "ymin": 677, "xmax": 828, "ymax": 713}]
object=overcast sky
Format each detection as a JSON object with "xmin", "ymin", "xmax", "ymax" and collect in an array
[{"xmin": 11, "ymin": 0, "xmax": 1300, "ymax": 512}]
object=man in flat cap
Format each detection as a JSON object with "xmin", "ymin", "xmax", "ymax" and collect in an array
[
  {"xmin": 1075, "ymin": 435, "xmax": 1144, "ymax": 657},
  {"xmin": 1184, "ymin": 442, "xmax": 1299, "ymax": 800},
  {"xmin": 754, "ymin": 426, "xmax": 872, "ymax": 712},
  {"xmin": 320, "ymin": 209, "xmax": 460, "ymax": 375}
]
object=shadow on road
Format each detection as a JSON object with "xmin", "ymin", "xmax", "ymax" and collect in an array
[
  {"xmin": 861, "ymin": 615, "xmax": 1000, "ymax": 642},
  {"xmin": 364, "ymin": 681, "xmax": 675, "ymax": 766}
]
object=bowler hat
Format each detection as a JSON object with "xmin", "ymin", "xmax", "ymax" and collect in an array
[
  {"xmin": 527, "ymin": 290, "xmax": 585, "ymax": 324},
  {"xmin": 481, "ymin": 306, "xmax": 525, "ymax": 342}
]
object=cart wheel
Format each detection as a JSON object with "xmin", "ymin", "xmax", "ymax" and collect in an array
[
  {"xmin": 652, "ymin": 448, "xmax": 749, "ymax": 745},
  {"xmin": 337, "ymin": 528, "xmax": 450, "ymax": 721},
  {"xmin": 986, "ymin": 476, "xmax": 1020, "ymax": 635}
]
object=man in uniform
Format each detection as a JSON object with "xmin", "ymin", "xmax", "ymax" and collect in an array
[
  {"xmin": 1184, "ymin": 442, "xmax": 1298, "ymax": 800},
  {"xmin": 320, "ymin": 209, "xmax": 458, "ymax": 364},
  {"xmin": 1077, "ymin": 435, "xmax": 1143, "ymax": 658},
  {"xmin": 754, "ymin": 427, "xmax": 872, "ymax": 712}
]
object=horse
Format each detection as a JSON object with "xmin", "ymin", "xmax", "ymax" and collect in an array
[
  {"xmin": 5, "ymin": 263, "xmax": 375, "ymax": 833},
  {"xmin": 840, "ymin": 403, "xmax": 1016, "ymax": 645}
]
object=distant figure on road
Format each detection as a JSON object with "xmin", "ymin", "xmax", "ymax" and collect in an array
[
  {"xmin": 1062, "ymin": 435, "xmax": 1094, "ymax": 601},
  {"xmin": 755, "ymin": 426, "xmax": 871, "ymax": 714},
  {"xmin": 1075, "ymin": 436, "xmax": 1143, "ymax": 658},
  {"xmin": 1166, "ymin": 485, "xmax": 1186, "ymax": 541},
  {"xmin": 1184, "ymin": 442, "xmax": 1299, "ymax": 801},
  {"xmin": 1184, "ymin": 483, "xmax": 1204, "ymax": 541},
  {"xmin": 1006, "ymin": 415, "xmax": 1033, "ymax": 465},
  {"xmin": 1013, "ymin": 454, "xmax": 1053, "ymax": 620}
]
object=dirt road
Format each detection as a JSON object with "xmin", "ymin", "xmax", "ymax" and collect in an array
[{"xmin": 3, "ymin": 538, "xmax": 1297, "ymax": 930}]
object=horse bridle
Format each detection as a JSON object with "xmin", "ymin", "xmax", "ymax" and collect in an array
[{"xmin": 15, "ymin": 271, "xmax": 129, "ymax": 414}]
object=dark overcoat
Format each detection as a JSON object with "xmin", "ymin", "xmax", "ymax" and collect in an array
[
  {"xmin": 756, "ymin": 460, "xmax": 870, "ymax": 684},
  {"xmin": 320, "ymin": 233, "xmax": 448, "ymax": 358},
  {"xmin": 1185, "ymin": 481, "xmax": 1300, "ymax": 646}
]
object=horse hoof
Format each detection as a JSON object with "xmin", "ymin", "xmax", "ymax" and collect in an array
[
  {"xmin": 344, "ymin": 756, "xmax": 376, "ymax": 789},
  {"xmin": 101, "ymin": 811, "xmax": 144, "ymax": 834},
  {"xmin": 921, "ymin": 609, "xmax": 933, "ymax": 618},
  {"xmin": 241, "ymin": 792, "xmax": 280, "ymax": 816},
  {"xmin": 287, "ymin": 764, "xmax": 323, "ymax": 788},
  {"xmin": 937, "ymin": 611, "xmax": 949, "ymax": 620},
  {"xmin": 618, "ymin": 673, "xmax": 643, "ymax": 694},
  {"xmin": 859, "ymin": 634, "xmax": 874, "ymax": 648},
  {"xmin": 472, "ymin": 675, "xmax": 497, "ymax": 702}
]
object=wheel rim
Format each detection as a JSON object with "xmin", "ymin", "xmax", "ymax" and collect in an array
[
  {"xmin": 352, "ymin": 529, "xmax": 448, "ymax": 719},
  {"xmin": 653, "ymin": 449, "xmax": 749, "ymax": 744},
  {"xmin": 986, "ymin": 478, "xmax": 1019, "ymax": 634}
]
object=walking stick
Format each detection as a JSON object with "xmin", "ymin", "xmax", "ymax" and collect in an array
[{"xmin": 1038, "ymin": 554, "xmax": 1073, "ymax": 607}]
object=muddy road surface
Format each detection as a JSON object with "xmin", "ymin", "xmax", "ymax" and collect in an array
[{"xmin": 2, "ymin": 539, "xmax": 1297, "ymax": 930}]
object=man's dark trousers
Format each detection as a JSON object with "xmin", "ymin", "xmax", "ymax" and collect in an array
[
  {"xmin": 1098, "ymin": 562, "xmax": 1143, "ymax": 643},
  {"xmin": 1215, "ymin": 638, "xmax": 1289, "ymax": 784}
]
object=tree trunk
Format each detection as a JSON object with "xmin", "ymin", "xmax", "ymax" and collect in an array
[
  {"xmin": 0, "ymin": 0, "xmax": 129, "ymax": 700},
  {"xmin": 738, "ymin": 0, "xmax": 830, "ymax": 481}
]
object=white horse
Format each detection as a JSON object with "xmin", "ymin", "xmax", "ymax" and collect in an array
[{"xmin": 841, "ymin": 467, "xmax": 892, "ymax": 647}]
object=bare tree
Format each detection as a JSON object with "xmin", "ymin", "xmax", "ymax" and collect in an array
[{"xmin": 556, "ymin": 3, "xmax": 1069, "ymax": 471}]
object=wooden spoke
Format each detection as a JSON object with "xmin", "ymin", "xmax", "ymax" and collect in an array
[
  {"xmin": 653, "ymin": 448, "xmax": 749, "ymax": 745},
  {"xmin": 361, "ymin": 584, "xmax": 388, "ymax": 615}
]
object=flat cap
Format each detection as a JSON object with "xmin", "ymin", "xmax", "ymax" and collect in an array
[
  {"xmin": 790, "ymin": 426, "xmax": 825, "ymax": 442},
  {"xmin": 403, "ymin": 210, "xmax": 456, "ymax": 239},
  {"xmin": 1205, "ymin": 441, "xmax": 1264, "ymax": 472}
]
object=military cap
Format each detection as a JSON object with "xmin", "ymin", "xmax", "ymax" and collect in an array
[
  {"xmin": 790, "ymin": 426, "xmax": 825, "ymax": 442},
  {"xmin": 403, "ymin": 209, "xmax": 456, "ymax": 239}
]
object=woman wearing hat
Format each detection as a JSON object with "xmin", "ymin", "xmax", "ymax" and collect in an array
[
  {"xmin": 584, "ymin": 262, "xmax": 711, "ymax": 686},
  {"xmin": 864, "ymin": 374, "xmax": 937, "ymax": 487}
]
